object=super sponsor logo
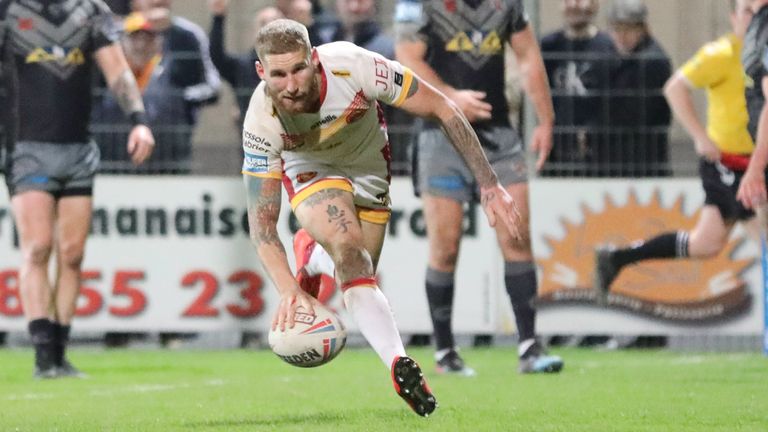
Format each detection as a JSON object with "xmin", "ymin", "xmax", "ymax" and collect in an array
[{"xmin": 243, "ymin": 154, "xmax": 269, "ymax": 174}]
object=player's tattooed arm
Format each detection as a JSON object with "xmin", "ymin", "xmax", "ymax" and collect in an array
[
  {"xmin": 397, "ymin": 75, "xmax": 497, "ymax": 188},
  {"xmin": 243, "ymin": 175, "xmax": 305, "ymax": 296},
  {"xmin": 94, "ymin": 43, "xmax": 147, "ymax": 118},
  {"xmin": 439, "ymin": 113, "xmax": 497, "ymax": 188},
  {"xmin": 244, "ymin": 176, "xmax": 284, "ymax": 249},
  {"xmin": 110, "ymin": 69, "xmax": 145, "ymax": 116}
]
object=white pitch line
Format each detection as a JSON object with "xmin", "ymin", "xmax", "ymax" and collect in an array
[{"xmin": 5, "ymin": 379, "xmax": 225, "ymax": 401}]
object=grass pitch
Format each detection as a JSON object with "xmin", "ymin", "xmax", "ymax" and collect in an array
[{"xmin": 0, "ymin": 347, "xmax": 766, "ymax": 431}]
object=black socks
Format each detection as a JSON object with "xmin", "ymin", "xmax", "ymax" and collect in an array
[
  {"xmin": 504, "ymin": 262, "xmax": 538, "ymax": 343},
  {"xmin": 29, "ymin": 318, "xmax": 56, "ymax": 369},
  {"xmin": 29, "ymin": 319, "xmax": 70, "ymax": 369},
  {"xmin": 425, "ymin": 268, "xmax": 455, "ymax": 351},
  {"xmin": 612, "ymin": 231, "xmax": 689, "ymax": 269}
]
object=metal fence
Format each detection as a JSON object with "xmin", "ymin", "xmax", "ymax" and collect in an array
[{"xmin": 1, "ymin": 52, "xmax": 699, "ymax": 179}]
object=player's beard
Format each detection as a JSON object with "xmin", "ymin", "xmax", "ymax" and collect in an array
[{"xmin": 271, "ymin": 73, "xmax": 321, "ymax": 114}]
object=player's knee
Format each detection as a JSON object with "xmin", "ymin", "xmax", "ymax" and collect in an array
[
  {"xmin": 23, "ymin": 241, "xmax": 53, "ymax": 266},
  {"xmin": 505, "ymin": 231, "xmax": 532, "ymax": 255},
  {"xmin": 430, "ymin": 246, "xmax": 459, "ymax": 270},
  {"xmin": 691, "ymin": 241, "xmax": 724, "ymax": 259},
  {"xmin": 58, "ymin": 242, "xmax": 85, "ymax": 269},
  {"xmin": 331, "ymin": 244, "xmax": 373, "ymax": 281}
]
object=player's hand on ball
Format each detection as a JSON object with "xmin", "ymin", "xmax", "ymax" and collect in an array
[
  {"xmin": 272, "ymin": 288, "xmax": 318, "ymax": 331},
  {"xmin": 480, "ymin": 184, "xmax": 522, "ymax": 240},
  {"xmin": 737, "ymin": 167, "xmax": 767, "ymax": 209}
]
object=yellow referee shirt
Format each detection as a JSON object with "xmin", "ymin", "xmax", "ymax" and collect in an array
[{"xmin": 680, "ymin": 33, "xmax": 754, "ymax": 155}]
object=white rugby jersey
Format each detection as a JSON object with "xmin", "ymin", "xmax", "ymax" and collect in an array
[{"xmin": 241, "ymin": 42, "xmax": 415, "ymax": 180}]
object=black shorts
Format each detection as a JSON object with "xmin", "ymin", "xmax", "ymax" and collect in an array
[
  {"xmin": 699, "ymin": 158, "xmax": 763, "ymax": 222},
  {"xmin": 5, "ymin": 141, "xmax": 99, "ymax": 199}
]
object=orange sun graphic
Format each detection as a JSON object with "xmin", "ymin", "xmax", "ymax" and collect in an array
[{"xmin": 537, "ymin": 190, "xmax": 753, "ymax": 322}]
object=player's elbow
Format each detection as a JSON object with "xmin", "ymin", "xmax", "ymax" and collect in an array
[
  {"xmin": 663, "ymin": 74, "xmax": 686, "ymax": 101},
  {"xmin": 434, "ymin": 96, "xmax": 461, "ymax": 124}
]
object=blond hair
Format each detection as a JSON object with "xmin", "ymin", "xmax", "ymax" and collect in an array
[{"xmin": 255, "ymin": 19, "xmax": 312, "ymax": 61}]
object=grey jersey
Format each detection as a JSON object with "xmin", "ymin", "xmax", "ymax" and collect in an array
[
  {"xmin": 395, "ymin": 0, "xmax": 528, "ymax": 128},
  {"xmin": 2, "ymin": 0, "xmax": 119, "ymax": 143}
]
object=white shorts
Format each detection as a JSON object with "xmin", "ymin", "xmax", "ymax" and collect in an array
[{"xmin": 282, "ymin": 142, "xmax": 392, "ymax": 225}]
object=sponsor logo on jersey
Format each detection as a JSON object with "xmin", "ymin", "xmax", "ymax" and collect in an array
[
  {"xmin": 243, "ymin": 131, "xmax": 272, "ymax": 152},
  {"xmin": 373, "ymin": 57, "xmax": 391, "ymax": 92},
  {"xmin": 310, "ymin": 115, "xmax": 338, "ymax": 130},
  {"xmin": 331, "ymin": 69, "xmax": 351, "ymax": 77},
  {"xmin": 25, "ymin": 46, "xmax": 85, "ymax": 65},
  {"xmin": 243, "ymin": 154, "xmax": 269, "ymax": 173},
  {"xmin": 296, "ymin": 171, "xmax": 318, "ymax": 184},
  {"xmin": 394, "ymin": 72, "xmax": 404, "ymax": 86}
]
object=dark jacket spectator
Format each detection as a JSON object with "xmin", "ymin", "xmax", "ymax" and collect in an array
[
  {"xmin": 132, "ymin": 0, "xmax": 221, "ymax": 115},
  {"xmin": 540, "ymin": 0, "xmax": 616, "ymax": 177},
  {"xmin": 92, "ymin": 12, "xmax": 196, "ymax": 174},
  {"xmin": 275, "ymin": 0, "xmax": 336, "ymax": 46},
  {"xmin": 608, "ymin": 0, "xmax": 672, "ymax": 177},
  {"xmin": 166, "ymin": 15, "xmax": 222, "ymax": 109},
  {"xmin": 208, "ymin": 2, "xmax": 283, "ymax": 128},
  {"xmin": 326, "ymin": 0, "xmax": 394, "ymax": 59}
]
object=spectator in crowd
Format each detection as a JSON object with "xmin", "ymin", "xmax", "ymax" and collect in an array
[
  {"xmin": 608, "ymin": 0, "xmax": 672, "ymax": 177},
  {"xmin": 329, "ymin": 0, "xmax": 393, "ymax": 58},
  {"xmin": 93, "ymin": 11, "xmax": 196, "ymax": 174},
  {"xmin": 596, "ymin": 0, "xmax": 755, "ymax": 310},
  {"xmin": 393, "ymin": 0, "xmax": 563, "ymax": 375},
  {"xmin": 275, "ymin": 0, "xmax": 334, "ymax": 45},
  {"xmin": 131, "ymin": 0, "xmax": 221, "ymax": 112},
  {"xmin": 208, "ymin": 0, "xmax": 284, "ymax": 129},
  {"xmin": 540, "ymin": 0, "xmax": 616, "ymax": 177}
]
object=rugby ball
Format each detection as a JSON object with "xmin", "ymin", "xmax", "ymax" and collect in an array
[{"xmin": 268, "ymin": 303, "xmax": 347, "ymax": 367}]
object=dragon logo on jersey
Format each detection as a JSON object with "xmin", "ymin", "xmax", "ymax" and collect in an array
[
  {"xmin": 344, "ymin": 91, "xmax": 369, "ymax": 124},
  {"xmin": 297, "ymin": 172, "xmax": 318, "ymax": 184}
]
